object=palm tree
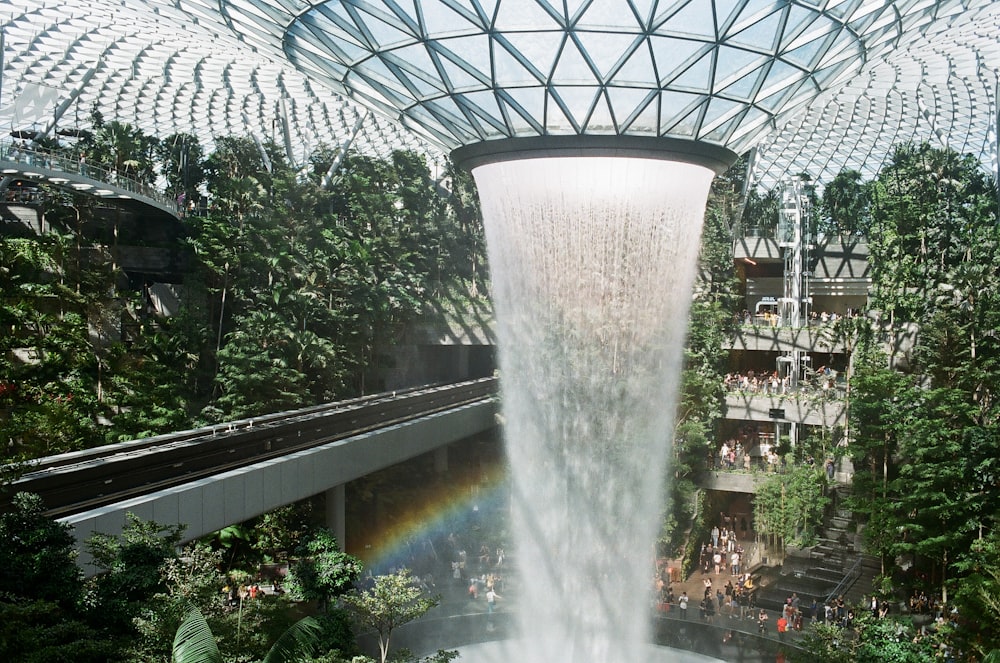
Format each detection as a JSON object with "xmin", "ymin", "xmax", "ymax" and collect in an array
[{"xmin": 171, "ymin": 606, "xmax": 322, "ymax": 663}]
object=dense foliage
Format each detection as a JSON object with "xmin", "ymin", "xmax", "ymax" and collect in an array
[
  {"xmin": 1, "ymin": 125, "xmax": 487, "ymax": 463},
  {"xmin": 846, "ymin": 143, "xmax": 1000, "ymax": 659}
]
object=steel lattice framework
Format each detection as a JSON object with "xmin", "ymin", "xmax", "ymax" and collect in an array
[{"xmin": 3, "ymin": 0, "xmax": 1000, "ymax": 187}]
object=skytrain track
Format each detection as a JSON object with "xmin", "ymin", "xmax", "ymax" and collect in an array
[{"xmin": 2, "ymin": 378, "xmax": 498, "ymax": 519}]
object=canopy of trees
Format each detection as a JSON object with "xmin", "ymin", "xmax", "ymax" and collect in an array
[{"xmin": 1, "ymin": 123, "xmax": 487, "ymax": 463}]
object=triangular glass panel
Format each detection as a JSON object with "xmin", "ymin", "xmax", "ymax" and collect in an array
[
  {"xmin": 629, "ymin": 0, "xmax": 657, "ymax": 30},
  {"xmin": 294, "ymin": 23, "xmax": 354, "ymax": 66},
  {"xmin": 649, "ymin": 36, "xmax": 711, "ymax": 84},
  {"xmin": 438, "ymin": 0, "xmax": 491, "ymax": 26},
  {"xmin": 385, "ymin": 44, "xmax": 447, "ymax": 91},
  {"xmin": 713, "ymin": 0, "xmax": 747, "ymax": 33},
  {"xmin": 780, "ymin": 33, "xmax": 828, "ymax": 70},
  {"xmin": 419, "ymin": 0, "xmax": 484, "ymax": 35},
  {"xmin": 563, "ymin": 0, "xmax": 590, "ymax": 24},
  {"xmin": 301, "ymin": 9, "xmax": 367, "ymax": 51},
  {"xmin": 499, "ymin": 86, "xmax": 546, "ymax": 133},
  {"xmin": 433, "ymin": 41, "xmax": 491, "ymax": 90},
  {"xmin": 700, "ymin": 96, "xmax": 742, "ymax": 132},
  {"xmin": 380, "ymin": 0, "xmax": 422, "ymax": 32},
  {"xmin": 866, "ymin": 6, "xmax": 899, "ymax": 35},
  {"xmin": 502, "ymin": 30, "xmax": 566, "ymax": 79},
  {"xmin": 576, "ymin": 0, "xmax": 643, "ymax": 31},
  {"xmin": 778, "ymin": 78, "xmax": 818, "ymax": 113},
  {"xmin": 727, "ymin": 105, "xmax": 772, "ymax": 145},
  {"xmin": 348, "ymin": 70, "xmax": 407, "ymax": 111},
  {"xmin": 545, "ymin": 89, "xmax": 580, "ymax": 134},
  {"xmin": 534, "ymin": 0, "xmax": 566, "ymax": 24},
  {"xmin": 778, "ymin": 4, "xmax": 822, "ymax": 50},
  {"xmin": 494, "ymin": 38, "xmax": 545, "ymax": 86},
  {"xmin": 726, "ymin": 6, "xmax": 784, "ymax": 54},
  {"xmin": 551, "ymin": 85, "xmax": 600, "ymax": 127},
  {"xmin": 457, "ymin": 90, "xmax": 510, "ymax": 132},
  {"xmin": 425, "ymin": 95, "xmax": 476, "ymax": 131},
  {"xmin": 823, "ymin": 0, "xmax": 855, "ymax": 20},
  {"xmin": 714, "ymin": 45, "xmax": 768, "ymax": 91},
  {"xmin": 605, "ymin": 85, "xmax": 655, "ymax": 129},
  {"xmin": 610, "ymin": 42, "xmax": 657, "ymax": 86},
  {"xmin": 845, "ymin": 6, "xmax": 878, "ymax": 37},
  {"xmin": 493, "ymin": 0, "xmax": 560, "ymax": 31},
  {"xmin": 816, "ymin": 30, "xmax": 861, "ymax": 69},
  {"xmin": 407, "ymin": 102, "xmax": 462, "ymax": 141},
  {"xmin": 657, "ymin": 89, "xmax": 703, "ymax": 133},
  {"xmin": 585, "ymin": 91, "xmax": 617, "ymax": 134},
  {"xmin": 756, "ymin": 59, "xmax": 803, "ymax": 99},
  {"xmin": 388, "ymin": 62, "xmax": 447, "ymax": 100},
  {"xmin": 662, "ymin": 101, "xmax": 705, "ymax": 137},
  {"xmin": 621, "ymin": 92, "xmax": 659, "ymax": 133},
  {"xmin": 652, "ymin": 0, "xmax": 716, "ymax": 40},
  {"xmin": 358, "ymin": 55, "xmax": 412, "ymax": 96},
  {"xmin": 472, "ymin": 0, "xmax": 500, "ymax": 24},
  {"xmin": 355, "ymin": 9, "xmax": 417, "ymax": 49},
  {"xmin": 574, "ymin": 31, "xmax": 641, "ymax": 81},
  {"xmin": 719, "ymin": 66, "xmax": 765, "ymax": 102},
  {"xmin": 436, "ymin": 34, "xmax": 492, "ymax": 72},
  {"xmin": 702, "ymin": 113, "xmax": 742, "ymax": 143},
  {"xmin": 810, "ymin": 60, "xmax": 852, "ymax": 90},
  {"xmin": 668, "ymin": 49, "xmax": 713, "ymax": 92},
  {"xmin": 550, "ymin": 37, "xmax": 599, "ymax": 85}
]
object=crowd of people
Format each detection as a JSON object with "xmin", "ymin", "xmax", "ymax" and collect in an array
[
  {"xmin": 735, "ymin": 308, "xmax": 863, "ymax": 327},
  {"xmin": 724, "ymin": 366, "xmax": 843, "ymax": 398}
]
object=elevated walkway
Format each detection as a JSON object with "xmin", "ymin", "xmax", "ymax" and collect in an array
[
  {"xmin": 33, "ymin": 382, "xmax": 498, "ymax": 570},
  {"xmin": 724, "ymin": 392, "xmax": 846, "ymax": 427},
  {"xmin": 0, "ymin": 143, "xmax": 179, "ymax": 219}
]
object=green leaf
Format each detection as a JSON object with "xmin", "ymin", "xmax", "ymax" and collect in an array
[{"xmin": 172, "ymin": 607, "xmax": 222, "ymax": 663}]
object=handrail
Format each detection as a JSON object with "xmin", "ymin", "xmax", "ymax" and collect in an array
[
  {"xmin": 824, "ymin": 555, "xmax": 863, "ymax": 605},
  {"xmin": 0, "ymin": 142, "xmax": 178, "ymax": 211}
]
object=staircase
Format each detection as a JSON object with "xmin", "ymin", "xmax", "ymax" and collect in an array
[{"xmin": 756, "ymin": 482, "xmax": 881, "ymax": 612}]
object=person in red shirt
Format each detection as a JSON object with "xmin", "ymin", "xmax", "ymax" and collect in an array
[{"xmin": 776, "ymin": 615, "xmax": 788, "ymax": 640}]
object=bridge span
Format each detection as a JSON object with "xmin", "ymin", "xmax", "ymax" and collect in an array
[{"xmin": 6, "ymin": 379, "xmax": 498, "ymax": 571}]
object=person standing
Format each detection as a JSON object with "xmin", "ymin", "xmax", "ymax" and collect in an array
[
  {"xmin": 679, "ymin": 591, "xmax": 689, "ymax": 619},
  {"xmin": 757, "ymin": 608, "xmax": 769, "ymax": 634},
  {"xmin": 711, "ymin": 525, "xmax": 720, "ymax": 548},
  {"xmin": 776, "ymin": 614, "xmax": 788, "ymax": 640},
  {"xmin": 485, "ymin": 587, "xmax": 501, "ymax": 614}
]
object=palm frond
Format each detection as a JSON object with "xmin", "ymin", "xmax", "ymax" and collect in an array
[
  {"xmin": 262, "ymin": 616, "xmax": 323, "ymax": 663},
  {"xmin": 172, "ymin": 607, "xmax": 222, "ymax": 663}
]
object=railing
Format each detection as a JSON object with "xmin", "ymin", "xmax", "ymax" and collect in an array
[
  {"xmin": 824, "ymin": 555, "xmax": 863, "ymax": 605},
  {"xmin": 0, "ymin": 142, "xmax": 178, "ymax": 212}
]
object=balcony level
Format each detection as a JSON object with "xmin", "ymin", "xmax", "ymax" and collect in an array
[
  {"xmin": 725, "ymin": 323, "xmax": 849, "ymax": 353},
  {"xmin": 724, "ymin": 391, "xmax": 847, "ymax": 428}
]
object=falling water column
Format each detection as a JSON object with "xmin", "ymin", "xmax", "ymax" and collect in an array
[{"xmin": 455, "ymin": 138, "xmax": 733, "ymax": 663}]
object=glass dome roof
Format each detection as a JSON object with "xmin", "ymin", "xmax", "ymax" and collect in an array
[
  {"xmin": 0, "ymin": 0, "xmax": 441, "ymax": 166},
  {"xmin": 2, "ymin": 0, "xmax": 1000, "ymax": 186}
]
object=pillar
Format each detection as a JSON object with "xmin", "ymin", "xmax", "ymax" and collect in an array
[{"xmin": 325, "ymin": 484, "xmax": 346, "ymax": 548}]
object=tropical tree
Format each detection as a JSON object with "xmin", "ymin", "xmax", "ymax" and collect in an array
[
  {"xmin": 861, "ymin": 142, "xmax": 1000, "ymax": 604},
  {"xmin": 846, "ymin": 347, "xmax": 913, "ymax": 574},
  {"xmin": 0, "ymin": 493, "xmax": 125, "ymax": 662},
  {"xmin": 158, "ymin": 132, "xmax": 206, "ymax": 206},
  {"xmin": 795, "ymin": 609, "xmax": 948, "ymax": 663},
  {"xmin": 753, "ymin": 465, "xmax": 829, "ymax": 557},
  {"xmin": 951, "ymin": 530, "xmax": 1000, "ymax": 657},
  {"xmin": 82, "ymin": 119, "xmax": 160, "ymax": 183},
  {"xmin": 341, "ymin": 569, "xmax": 439, "ymax": 663},
  {"xmin": 820, "ymin": 168, "xmax": 871, "ymax": 238},
  {"xmin": 0, "ymin": 493, "xmax": 82, "ymax": 608},
  {"xmin": 84, "ymin": 514, "xmax": 186, "ymax": 633},
  {"xmin": 285, "ymin": 528, "xmax": 363, "ymax": 612}
]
